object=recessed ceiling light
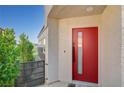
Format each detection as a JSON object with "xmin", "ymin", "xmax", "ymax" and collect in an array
[{"xmin": 86, "ymin": 6, "xmax": 94, "ymax": 12}]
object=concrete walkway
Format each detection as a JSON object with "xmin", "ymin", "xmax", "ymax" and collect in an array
[
  {"xmin": 38, "ymin": 81, "xmax": 68, "ymax": 87},
  {"xmin": 38, "ymin": 81, "xmax": 98, "ymax": 87}
]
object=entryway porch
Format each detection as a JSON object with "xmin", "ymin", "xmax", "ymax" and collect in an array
[{"xmin": 39, "ymin": 5, "xmax": 122, "ymax": 87}]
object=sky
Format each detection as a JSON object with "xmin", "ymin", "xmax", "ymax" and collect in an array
[{"xmin": 0, "ymin": 5, "xmax": 45, "ymax": 43}]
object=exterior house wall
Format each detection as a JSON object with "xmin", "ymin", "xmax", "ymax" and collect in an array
[
  {"xmin": 100, "ymin": 5, "xmax": 121, "ymax": 87},
  {"xmin": 121, "ymin": 6, "xmax": 124, "ymax": 86},
  {"xmin": 58, "ymin": 6, "xmax": 121, "ymax": 86},
  {"xmin": 38, "ymin": 27, "xmax": 48, "ymax": 46},
  {"xmin": 44, "ymin": 6, "xmax": 53, "ymax": 26},
  {"xmin": 58, "ymin": 15, "xmax": 101, "ymax": 84},
  {"xmin": 38, "ymin": 27, "xmax": 49, "ymax": 83},
  {"xmin": 47, "ymin": 18, "xmax": 59, "ymax": 83},
  {"xmin": 41, "ymin": 5, "xmax": 122, "ymax": 86}
]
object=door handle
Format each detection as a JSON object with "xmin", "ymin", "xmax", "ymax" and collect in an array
[{"xmin": 72, "ymin": 46, "xmax": 75, "ymax": 64}]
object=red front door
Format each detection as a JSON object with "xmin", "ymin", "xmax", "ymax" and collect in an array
[{"xmin": 72, "ymin": 27, "xmax": 98, "ymax": 83}]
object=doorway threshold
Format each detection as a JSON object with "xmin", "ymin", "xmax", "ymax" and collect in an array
[{"xmin": 72, "ymin": 80, "xmax": 98, "ymax": 87}]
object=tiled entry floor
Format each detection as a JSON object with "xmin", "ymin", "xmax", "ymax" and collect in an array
[
  {"xmin": 38, "ymin": 81, "xmax": 97, "ymax": 87},
  {"xmin": 72, "ymin": 80, "xmax": 98, "ymax": 87}
]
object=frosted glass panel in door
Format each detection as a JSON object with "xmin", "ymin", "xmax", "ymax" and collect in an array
[{"xmin": 78, "ymin": 32, "xmax": 83, "ymax": 74}]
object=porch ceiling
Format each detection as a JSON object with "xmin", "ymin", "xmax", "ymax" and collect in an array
[{"xmin": 48, "ymin": 5, "xmax": 107, "ymax": 19}]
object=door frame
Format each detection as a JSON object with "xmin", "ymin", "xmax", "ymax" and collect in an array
[{"xmin": 72, "ymin": 26, "xmax": 99, "ymax": 83}]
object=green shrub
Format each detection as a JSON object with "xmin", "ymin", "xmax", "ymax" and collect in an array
[
  {"xmin": 0, "ymin": 28, "xmax": 20, "ymax": 87},
  {"xmin": 18, "ymin": 33, "xmax": 34, "ymax": 63}
]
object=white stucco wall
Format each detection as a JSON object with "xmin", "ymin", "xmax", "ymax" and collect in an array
[
  {"xmin": 43, "ymin": 5, "xmax": 122, "ymax": 86},
  {"xmin": 121, "ymin": 6, "xmax": 124, "ymax": 86},
  {"xmin": 44, "ymin": 5, "xmax": 53, "ymax": 26},
  {"xmin": 47, "ymin": 18, "xmax": 59, "ymax": 83},
  {"xmin": 58, "ymin": 15, "xmax": 101, "ymax": 83},
  {"xmin": 58, "ymin": 6, "xmax": 121, "ymax": 86},
  {"xmin": 100, "ymin": 6, "xmax": 121, "ymax": 87}
]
